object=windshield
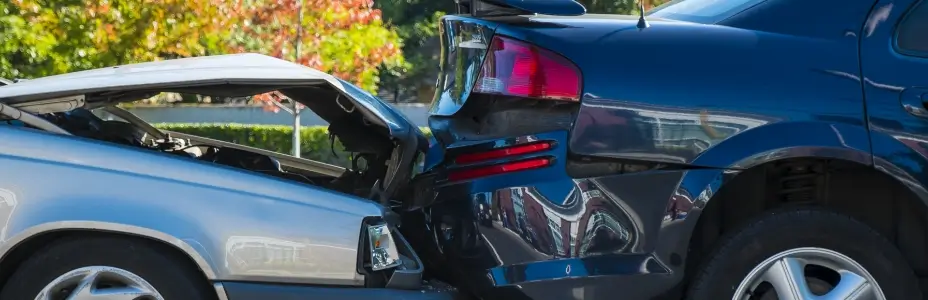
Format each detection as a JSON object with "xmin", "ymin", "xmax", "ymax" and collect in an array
[{"xmin": 648, "ymin": 0, "xmax": 768, "ymax": 24}]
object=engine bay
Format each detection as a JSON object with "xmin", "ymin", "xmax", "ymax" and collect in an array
[
  {"xmin": 0, "ymin": 81, "xmax": 425, "ymax": 215},
  {"xmin": 32, "ymin": 107, "xmax": 385, "ymax": 198}
]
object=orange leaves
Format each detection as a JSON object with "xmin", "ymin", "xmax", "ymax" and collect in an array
[
  {"xmin": 1, "ymin": 0, "xmax": 402, "ymax": 95},
  {"xmin": 227, "ymin": 0, "xmax": 405, "ymax": 93}
]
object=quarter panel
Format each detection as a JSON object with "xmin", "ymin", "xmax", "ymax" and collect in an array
[
  {"xmin": 485, "ymin": 14, "xmax": 870, "ymax": 168},
  {"xmin": 0, "ymin": 127, "xmax": 383, "ymax": 286}
]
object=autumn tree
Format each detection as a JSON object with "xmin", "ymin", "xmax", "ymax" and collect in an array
[
  {"xmin": 222, "ymin": 0, "xmax": 404, "ymax": 156},
  {"xmin": 0, "ymin": 0, "xmax": 404, "ymax": 96},
  {"xmin": 376, "ymin": 0, "xmax": 454, "ymax": 103},
  {"xmin": 227, "ymin": 0, "xmax": 404, "ymax": 93}
]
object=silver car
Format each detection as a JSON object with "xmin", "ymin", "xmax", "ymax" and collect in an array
[{"xmin": 0, "ymin": 54, "xmax": 450, "ymax": 299}]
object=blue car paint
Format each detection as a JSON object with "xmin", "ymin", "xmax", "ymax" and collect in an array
[
  {"xmin": 478, "ymin": 0, "xmax": 587, "ymax": 16},
  {"xmin": 861, "ymin": 0, "xmax": 928, "ymax": 203},
  {"xmin": 647, "ymin": 0, "xmax": 768, "ymax": 24},
  {"xmin": 407, "ymin": 0, "xmax": 928, "ymax": 299}
]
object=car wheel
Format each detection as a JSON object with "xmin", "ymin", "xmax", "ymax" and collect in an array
[
  {"xmin": 686, "ymin": 208, "xmax": 921, "ymax": 300},
  {"xmin": 0, "ymin": 235, "xmax": 216, "ymax": 300}
]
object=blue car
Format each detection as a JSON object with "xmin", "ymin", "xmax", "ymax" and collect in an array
[{"xmin": 395, "ymin": 0, "xmax": 928, "ymax": 299}]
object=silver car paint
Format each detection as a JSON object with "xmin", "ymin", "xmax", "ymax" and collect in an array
[
  {"xmin": 0, "ymin": 53, "xmax": 338, "ymax": 102},
  {"xmin": 0, "ymin": 125, "xmax": 385, "ymax": 286},
  {"xmin": 0, "ymin": 53, "xmax": 390, "ymax": 129}
]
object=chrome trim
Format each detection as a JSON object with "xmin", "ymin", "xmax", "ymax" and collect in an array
[{"xmin": 0, "ymin": 221, "xmax": 217, "ymax": 279}]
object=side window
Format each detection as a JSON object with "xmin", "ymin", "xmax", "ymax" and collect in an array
[{"xmin": 897, "ymin": 1, "xmax": 928, "ymax": 55}]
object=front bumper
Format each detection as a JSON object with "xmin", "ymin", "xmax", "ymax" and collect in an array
[{"xmin": 218, "ymin": 280, "xmax": 461, "ymax": 300}]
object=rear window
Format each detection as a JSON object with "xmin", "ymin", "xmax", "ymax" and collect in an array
[{"xmin": 648, "ymin": 0, "xmax": 768, "ymax": 24}]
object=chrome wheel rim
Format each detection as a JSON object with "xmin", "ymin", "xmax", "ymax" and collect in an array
[
  {"xmin": 35, "ymin": 266, "xmax": 163, "ymax": 300},
  {"xmin": 733, "ymin": 247, "xmax": 885, "ymax": 300}
]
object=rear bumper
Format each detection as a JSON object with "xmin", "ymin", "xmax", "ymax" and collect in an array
[
  {"xmin": 404, "ymin": 130, "xmax": 713, "ymax": 299},
  {"xmin": 218, "ymin": 281, "xmax": 461, "ymax": 300}
]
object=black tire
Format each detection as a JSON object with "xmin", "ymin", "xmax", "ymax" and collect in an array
[
  {"xmin": 0, "ymin": 235, "xmax": 216, "ymax": 300},
  {"xmin": 687, "ymin": 208, "xmax": 921, "ymax": 299}
]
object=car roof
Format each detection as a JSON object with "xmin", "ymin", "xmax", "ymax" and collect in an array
[{"xmin": 0, "ymin": 53, "xmax": 341, "ymax": 103}]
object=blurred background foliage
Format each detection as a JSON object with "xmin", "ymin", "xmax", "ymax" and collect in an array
[{"xmin": 0, "ymin": 0, "xmax": 668, "ymax": 104}]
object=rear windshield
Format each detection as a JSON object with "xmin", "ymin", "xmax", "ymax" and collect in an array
[{"xmin": 648, "ymin": 0, "xmax": 768, "ymax": 24}]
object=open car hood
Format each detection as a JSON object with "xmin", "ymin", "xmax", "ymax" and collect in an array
[
  {"xmin": 0, "ymin": 54, "xmax": 420, "ymax": 140},
  {"xmin": 0, "ymin": 53, "xmax": 428, "ymax": 202}
]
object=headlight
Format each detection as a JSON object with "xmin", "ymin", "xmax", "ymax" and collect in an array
[{"xmin": 366, "ymin": 223, "xmax": 402, "ymax": 271}]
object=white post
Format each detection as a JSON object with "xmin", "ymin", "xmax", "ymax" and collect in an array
[
  {"xmin": 292, "ymin": 0, "xmax": 305, "ymax": 158},
  {"xmin": 292, "ymin": 102, "xmax": 301, "ymax": 158}
]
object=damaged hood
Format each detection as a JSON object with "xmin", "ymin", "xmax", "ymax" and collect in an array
[
  {"xmin": 0, "ymin": 53, "xmax": 420, "ymax": 142},
  {"xmin": 0, "ymin": 54, "xmax": 428, "ymax": 203}
]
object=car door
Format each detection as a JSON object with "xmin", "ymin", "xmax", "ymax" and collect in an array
[{"xmin": 861, "ymin": 0, "xmax": 928, "ymax": 211}]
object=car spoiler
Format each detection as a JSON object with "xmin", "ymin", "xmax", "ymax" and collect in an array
[{"xmin": 454, "ymin": 0, "xmax": 586, "ymax": 17}]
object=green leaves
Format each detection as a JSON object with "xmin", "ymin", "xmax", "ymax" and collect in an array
[
  {"xmin": 375, "ymin": 1, "xmax": 454, "ymax": 99},
  {"xmin": 0, "ymin": 0, "xmax": 403, "ymax": 94},
  {"xmin": 0, "ymin": 0, "xmax": 228, "ymax": 78},
  {"xmin": 226, "ymin": 0, "xmax": 404, "ymax": 93}
]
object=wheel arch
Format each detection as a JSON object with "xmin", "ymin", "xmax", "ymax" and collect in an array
[
  {"xmin": 676, "ymin": 152, "xmax": 928, "ymax": 292},
  {"xmin": 666, "ymin": 121, "xmax": 928, "ymax": 293},
  {"xmin": 0, "ymin": 221, "xmax": 219, "ymax": 295}
]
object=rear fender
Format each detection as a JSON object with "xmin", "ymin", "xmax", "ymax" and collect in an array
[
  {"xmin": 0, "ymin": 220, "xmax": 216, "ymax": 277},
  {"xmin": 661, "ymin": 122, "xmax": 928, "ymax": 293},
  {"xmin": 0, "ymin": 127, "xmax": 380, "ymax": 287},
  {"xmin": 659, "ymin": 121, "xmax": 875, "ymax": 274}
]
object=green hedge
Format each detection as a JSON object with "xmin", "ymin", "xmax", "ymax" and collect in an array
[{"xmin": 154, "ymin": 123, "xmax": 430, "ymax": 167}]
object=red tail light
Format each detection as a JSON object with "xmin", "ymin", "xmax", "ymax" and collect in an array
[
  {"xmin": 448, "ymin": 158, "xmax": 552, "ymax": 182},
  {"xmin": 472, "ymin": 35, "xmax": 581, "ymax": 102},
  {"xmin": 454, "ymin": 141, "xmax": 552, "ymax": 164}
]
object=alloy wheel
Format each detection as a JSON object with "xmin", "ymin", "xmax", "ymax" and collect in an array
[
  {"xmin": 733, "ymin": 247, "xmax": 885, "ymax": 300},
  {"xmin": 34, "ymin": 266, "xmax": 163, "ymax": 300}
]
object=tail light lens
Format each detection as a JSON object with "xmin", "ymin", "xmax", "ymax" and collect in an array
[
  {"xmin": 473, "ymin": 35, "xmax": 581, "ymax": 102},
  {"xmin": 449, "ymin": 157, "xmax": 553, "ymax": 182},
  {"xmin": 454, "ymin": 141, "xmax": 552, "ymax": 164},
  {"xmin": 448, "ymin": 140, "xmax": 556, "ymax": 181}
]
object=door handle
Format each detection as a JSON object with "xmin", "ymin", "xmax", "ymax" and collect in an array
[
  {"xmin": 900, "ymin": 88, "xmax": 928, "ymax": 118},
  {"xmin": 903, "ymin": 95, "xmax": 928, "ymax": 117}
]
